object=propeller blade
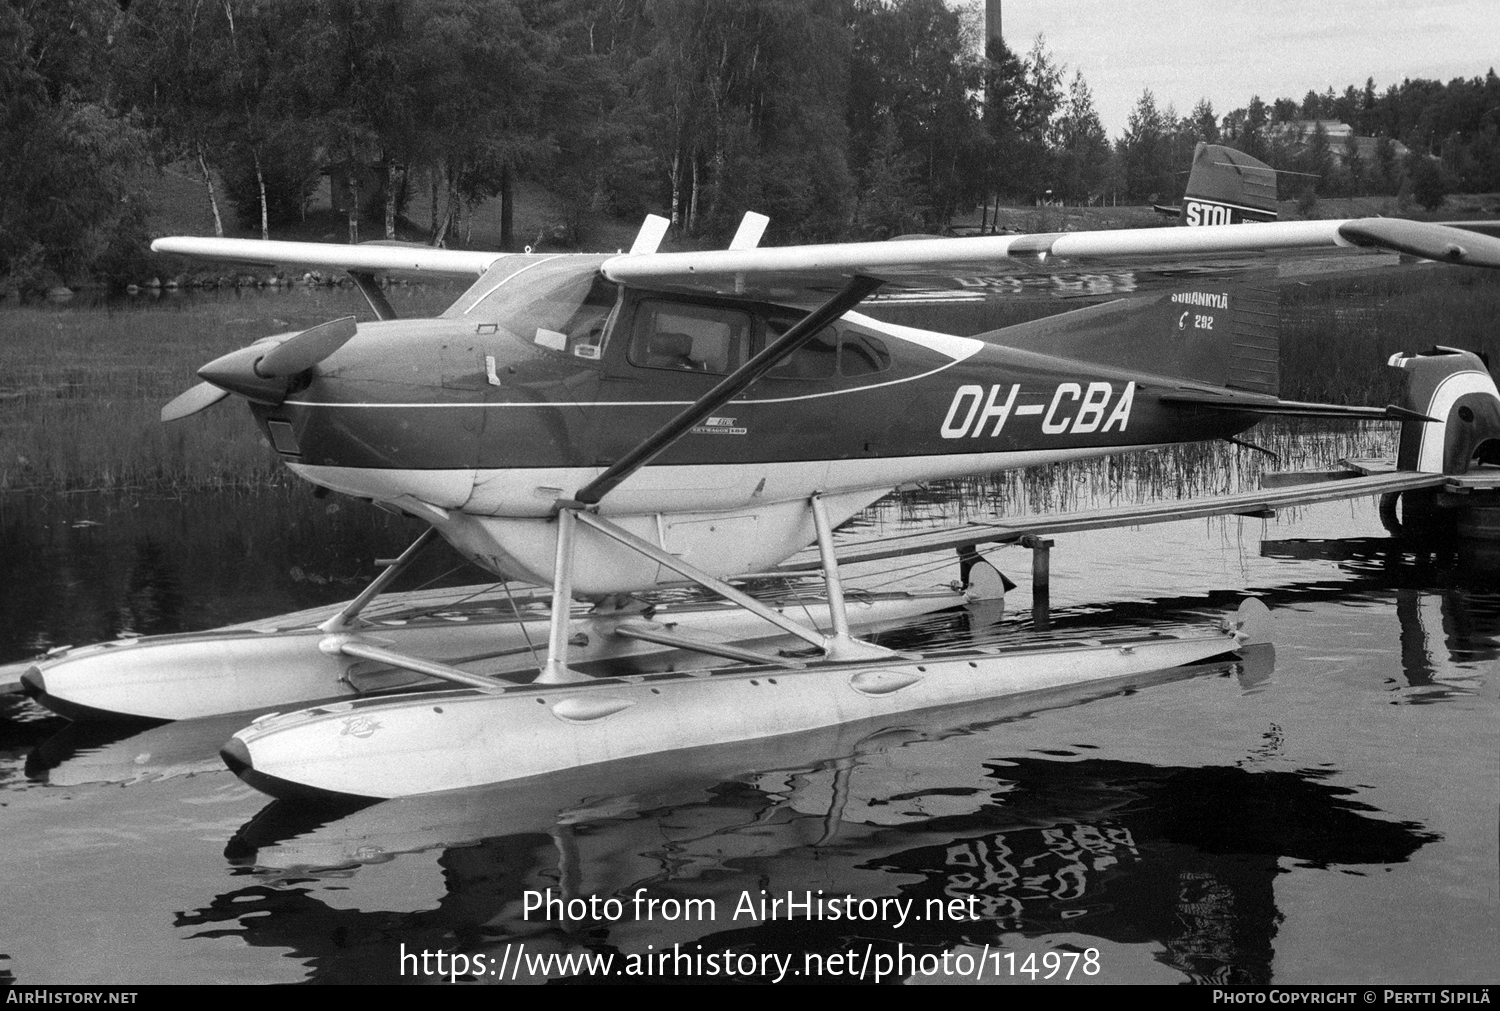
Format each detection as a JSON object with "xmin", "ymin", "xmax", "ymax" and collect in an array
[
  {"xmin": 255, "ymin": 316, "xmax": 359, "ymax": 378},
  {"xmin": 161, "ymin": 381, "xmax": 232, "ymax": 422}
]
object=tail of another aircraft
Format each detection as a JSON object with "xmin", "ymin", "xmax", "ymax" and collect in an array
[
  {"xmin": 1155, "ymin": 143, "xmax": 1278, "ymax": 226},
  {"xmin": 1390, "ymin": 348, "xmax": 1500, "ymax": 474}
]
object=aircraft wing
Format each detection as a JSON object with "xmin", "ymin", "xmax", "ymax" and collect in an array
[
  {"xmin": 151, "ymin": 217, "xmax": 1500, "ymax": 297},
  {"xmin": 602, "ymin": 218, "xmax": 1500, "ymax": 302},
  {"xmin": 149, "ymin": 237, "xmax": 502, "ymax": 278}
]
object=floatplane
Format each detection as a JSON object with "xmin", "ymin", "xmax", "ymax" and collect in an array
[{"xmin": 13, "ymin": 147, "xmax": 1500, "ymax": 802}]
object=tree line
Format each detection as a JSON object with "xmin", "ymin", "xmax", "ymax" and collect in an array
[
  {"xmin": 1120, "ymin": 73, "xmax": 1500, "ymax": 211},
  {"xmin": 3, "ymin": 0, "xmax": 1497, "ymax": 289}
]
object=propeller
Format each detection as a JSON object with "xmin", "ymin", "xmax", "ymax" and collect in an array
[
  {"xmin": 255, "ymin": 316, "xmax": 358, "ymax": 377},
  {"xmin": 161, "ymin": 382, "xmax": 231, "ymax": 422},
  {"xmin": 161, "ymin": 316, "xmax": 359, "ymax": 422}
]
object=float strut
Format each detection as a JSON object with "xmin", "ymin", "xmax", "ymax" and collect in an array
[
  {"xmin": 537, "ymin": 506, "xmax": 588, "ymax": 684},
  {"xmin": 810, "ymin": 494, "xmax": 893, "ymax": 660},
  {"xmin": 810, "ymin": 494, "xmax": 852, "ymax": 639},
  {"xmin": 573, "ymin": 511, "xmax": 827, "ymax": 648},
  {"xmin": 318, "ymin": 527, "xmax": 437, "ymax": 632},
  {"xmin": 330, "ymin": 639, "xmax": 503, "ymax": 692}
]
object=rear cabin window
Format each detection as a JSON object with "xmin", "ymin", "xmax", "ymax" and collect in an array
[
  {"xmin": 838, "ymin": 329, "xmax": 891, "ymax": 376},
  {"xmin": 629, "ymin": 301, "xmax": 752, "ymax": 374},
  {"xmin": 765, "ymin": 320, "xmax": 837, "ymax": 379},
  {"xmin": 763, "ymin": 320, "xmax": 892, "ymax": 379}
]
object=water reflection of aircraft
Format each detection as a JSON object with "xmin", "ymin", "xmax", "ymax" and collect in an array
[
  {"xmin": 17, "ymin": 184, "xmax": 1500, "ymax": 803},
  {"xmin": 1261, "ymin": 534, "xmax": 1500, "ymax": 691},
  {"xmin": 207, "ymin": 663, "xmax": 1432, "ymax": 986},
  {"xmin": 23, "ymin": 712, "xmax": 254, "ymax": 786}
]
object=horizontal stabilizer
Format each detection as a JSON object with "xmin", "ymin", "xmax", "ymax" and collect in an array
[
  {"xmin": 774, "ymin": 471, "xmax": 1449, "ymax": 572},
  {"xmin": 1159, "ymin": 389, "xmax": 1435, "ymax": 421}
]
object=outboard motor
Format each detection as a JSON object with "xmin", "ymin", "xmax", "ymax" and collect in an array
[
  {"xmin": 1383, "ymin": 348, "xmax": 1500, "ymax": 540},
  {"xmin": 1390, "ymin": 347, "xmax": 1500, "ymax": 475}
]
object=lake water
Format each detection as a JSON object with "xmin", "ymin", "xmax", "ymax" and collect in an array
[
  {"xmin": 2, "ymin": 472, "xmax": 1496, "ymax": 985},
  {"xmin": 0, "ymin": 289, "xmax": 1495, "ymax": 985}
]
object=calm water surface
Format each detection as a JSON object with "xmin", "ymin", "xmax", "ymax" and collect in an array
[{"xmin": 0, "ymin": 289, "xmax": 1495, "ymax": 985}]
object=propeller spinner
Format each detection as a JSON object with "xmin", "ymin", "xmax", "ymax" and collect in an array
[{"xmin": 161, "ymin": 316, "xmax": 358, "ymax": 422}]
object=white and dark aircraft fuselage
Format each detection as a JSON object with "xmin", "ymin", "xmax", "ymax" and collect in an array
[{"xmin": 208, "ymin": 253, "xmax": 1258, "ymax": 594}]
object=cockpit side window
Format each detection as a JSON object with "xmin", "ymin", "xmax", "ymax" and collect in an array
[
  {"xmin": 629, "ymin": 301, "xmax": 752, "ymax": 374},
  {"xmin": 505, "ymin": 274, "xmax": 618, "ymax": 360},
  {"xmin": 445, "ymin": 255, "xmax": 618, "ymax": 361},
  {"xmin": 545, "ymin": 276, "xmax": 619, "ymax": 360}
]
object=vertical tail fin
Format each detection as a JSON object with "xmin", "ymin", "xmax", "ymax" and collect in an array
[
  {"xmin": 1391, "ymin": 348, "xmax": 1500, "ymax": 474},
  {"xmin": 1155, "ymin": 143, "xmax": 1279, "ymax": 226}
]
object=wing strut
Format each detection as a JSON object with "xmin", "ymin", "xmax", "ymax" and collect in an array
[
  {"xmin": 349, "ymin": 271, "xmax": 397, "ymax": 321},
  {"xmin": 572, "ymin": 273, "xmax": 884, "ymax": 507}
]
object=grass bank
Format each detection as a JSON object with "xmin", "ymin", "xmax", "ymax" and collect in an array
[
  {"xmin": 0, "ymin": 286, "xmax": 448, "ymax": 492},
  {"xmin": 0, "ymin": 301, "xmax": 289, "ymax": 491}
]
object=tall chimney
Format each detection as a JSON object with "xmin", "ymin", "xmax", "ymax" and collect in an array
[{"xmin": 986, "ymin": 0, "xmax": 1001, "ymax": 52}]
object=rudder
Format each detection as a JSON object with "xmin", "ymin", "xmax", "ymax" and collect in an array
[{"xmin": 1156, "ymin": 142, "xmax": 1279, "ymax": 226}]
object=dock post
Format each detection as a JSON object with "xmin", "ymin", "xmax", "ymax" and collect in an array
[{"xmin": 1022, "ymin": 535, "xmax": 1053, "ymax": 629}]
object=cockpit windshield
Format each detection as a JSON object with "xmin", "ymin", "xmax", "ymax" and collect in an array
[{"xmin": 443, "ymin": 254, "xmax": 617, "ymax": 360}]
